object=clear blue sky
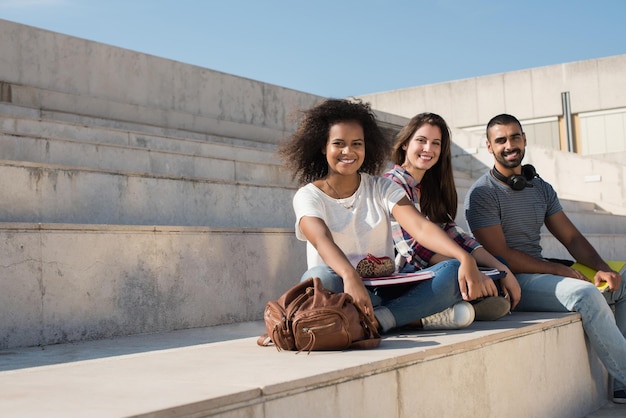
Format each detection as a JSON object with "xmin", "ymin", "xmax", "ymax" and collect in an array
[{"xmin": 1, "ymin": 0, "xmax": 625, "ymax": 98}]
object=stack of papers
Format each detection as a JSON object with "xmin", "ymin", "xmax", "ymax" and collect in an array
[
  {"xmin": 361, "ymin": 266, "xmax": 508, "ymax": 287},
  {"xmin": 479, "ymin": 267, "xmax": 507, "ymax": 280},
  {"xmin": 361, "ymin": 271, "xmax": 434, "ymax": 286}
]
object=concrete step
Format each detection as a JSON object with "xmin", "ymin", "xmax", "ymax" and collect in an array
[
  {"xmin": 41, "ymin": 107, "xmax": 282, "ymax": 151},
  {"xmin": 1, "ymin": 76, "xmax": 298, "ymax": 147},
  {"xmin": 0, "ymin": 222, "xmax": 307, "ymax": 349},
  {"xmin": 0, "ymin": 130, "xmax": 292, "ymax": 188},
  {"xmin": 558, "ymin": 212, "xmax": 626, "ymax": 235},
  {"xmin": 1, "ymin": 221, "xmax": 623, "ymax": 352},
  {"xmin": 541, "ymin": 233, "xmax": 626, "ymax": 261},
  {"xmin": 0, "ymin": 101, "xmax": 278, "ymax": 152},
  {"xmin": 0, "ymin": 313, "xmax": 618, "ymax": 418},
  {"xmin": 0, "ymin": 104, "xmax": 292, "ymax": 187},
  {"xmin": 3, "ymin": 102, "xmax": 621, "ymax": 234},
  {"xmin": 0, "ymin": 160, "xmax": 296, "ymax": 227}
]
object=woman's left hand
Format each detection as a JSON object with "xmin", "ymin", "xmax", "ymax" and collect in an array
[
  {"xmin": 457, "ymin": 257, "xmax": 483, "ymax": 300},
  {"xmin": 499, "ymin": 271, "xmax": 521, "ymax": 310}
]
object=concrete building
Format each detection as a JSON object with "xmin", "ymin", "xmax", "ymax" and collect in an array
[
  {"xmin": 359, "ymin": 56, "xmax": 626, "ymax": 217},
  {"xmin": 358, "ymin": 54, "xmax": 626, "ymax": 160}
]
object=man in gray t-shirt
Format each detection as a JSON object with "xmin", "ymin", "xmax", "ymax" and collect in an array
[{"xmin": 464, "ymin": 113, "xmax": 626, "ymax": 404}]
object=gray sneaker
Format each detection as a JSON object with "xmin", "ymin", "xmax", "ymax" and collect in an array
[
  {"xmin": 421, "ymin": 301, "xmax": 475, "ymax": 330},
  {"xmin": 472, "ymin": 296, "xmax": 511, "ymax": 321}
]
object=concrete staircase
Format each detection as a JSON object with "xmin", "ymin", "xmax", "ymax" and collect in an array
[
  {"xmin": 1, "ymin": 18, "xmax": 625, "ymax": 417},
  {"xmin": 0, "ymin": 102, "xmax": 295, "ymax": 227},
  {"xmin": 1, "ymin": 96, "xmax": 623, "ymax": 418},
  {"xmin": 0, "ymin": 99, "xmax": 309, "ymax": 350}
]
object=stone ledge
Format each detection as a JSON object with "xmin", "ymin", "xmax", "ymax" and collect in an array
[
  {"xmin": 0, "ymin": 224, "xmax": 306, "ymax": 349},
  {"xmin": 0, "ymin": 313, "xmax": 616, "ymax": 417}
]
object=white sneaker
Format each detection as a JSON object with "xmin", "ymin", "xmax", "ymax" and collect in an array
[{"xmin": 421, "ymin": 301, "xmax": 475, "ymax": 330}]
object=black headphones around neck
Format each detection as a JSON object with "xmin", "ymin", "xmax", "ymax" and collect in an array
[{"xmin": 491, "ymin": 164, "xmax": 539, "ymax": 191}]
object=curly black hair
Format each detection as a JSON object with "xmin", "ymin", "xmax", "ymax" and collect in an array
[{"xmin": 278, "ymin": 98, "xmax": 391, "ymax": 185}]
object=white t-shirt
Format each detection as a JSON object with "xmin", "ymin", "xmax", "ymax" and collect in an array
[{"xmin": 293, "ymin": 173, "xmax": 406, "ymax": 269}]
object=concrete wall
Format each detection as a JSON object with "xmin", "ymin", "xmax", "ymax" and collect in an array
[
  {"xmin": 0, "ymin": 21, "xmax": 311, "ymax": 146},
  {"xmin": 0, "ymin": 19, "xmax": 406, "ymax": 147},
  {"xmin": 0, "ymin": 224, "xmax": 306, "ymax": 349},
  {"xmin": 359, "ymin": 54, "xmax": 626, "ymax": 156}
]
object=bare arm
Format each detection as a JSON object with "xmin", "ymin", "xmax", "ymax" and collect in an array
[
  {"xmin": 546, "ymin": 211, "xmax": 622, "ymax": 291},
  {"xmin": 298, "ymin": 215, "xmax": 377, "ymax": 325},
  {"xmin": 472, "ymin": 223, "xmax": 572, "ymax": 275},
  {"xmin": 468, "ymin": 247, "xmax": 521, "ymax": 309},
  {"xmin": 430, "ymin": 248, "xmax": 502, "ymax": 300},
  {"xmin": 392, "ymin": 197, "xmax": 483, "ymax": 300},
  {"xmin": 432, "ymin": 236, "xmax": 522, "ymax": 309},
  {"xmin": 471, "ymin": 222, "xmax": 577, "ymax": 309}
]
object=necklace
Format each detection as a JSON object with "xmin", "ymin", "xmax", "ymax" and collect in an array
[{"xmin": 325, "ymin": 176, "xmax": 360, "ymax": 210}]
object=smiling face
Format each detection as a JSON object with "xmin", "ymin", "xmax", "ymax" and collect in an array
[
  {"xmin": 401, "ymin": 123, "xmax": 442, "ymax": 180},
  {"xmin": 486, "ymin": 122, "xmax": 526, "ymax": 174},
  {"xmin": 323, "ymin": 120, "xmax": 365, "ymax": 177}
]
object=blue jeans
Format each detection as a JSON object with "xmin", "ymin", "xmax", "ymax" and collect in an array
[
  {"xmin": 515, "ymin": 271, "xmax": 626, "ymax": 390},
  {"xmin": 300, "ymin": 259, "xmax": 463, "ymax": 332}
]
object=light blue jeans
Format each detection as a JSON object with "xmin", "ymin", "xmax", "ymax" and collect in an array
[
  {"xmin": 515, "ymin": 272, "xmax": 626, "ymax": 390},
  {"xmin": 300, "ymin": 259, "xmax": 463, "ymax": 333}
]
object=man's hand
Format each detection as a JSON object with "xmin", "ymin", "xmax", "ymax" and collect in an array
[
  {"xmin": 550, "ymin": 262, "xmax": 588, "ymax": 281},
  {"xmin": 499, "ymin": 271, "xmax": 521, "ymax": 310},
  {"xmin": 594, "ymin": 270, "xmax": 622, "ymax": 292},
  {"xmin": 480, "ymin": 275, "xmax": 499, "ymax": 297}
]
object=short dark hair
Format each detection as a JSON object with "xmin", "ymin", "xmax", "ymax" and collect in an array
[{"xmin": 486, "ymin": 114, "xmax": 523, "ymax": 140}]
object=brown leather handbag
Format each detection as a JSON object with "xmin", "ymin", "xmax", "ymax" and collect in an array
[{"xmin": 258, "ymin": 277, "xmax": 381, "ymax": 353}]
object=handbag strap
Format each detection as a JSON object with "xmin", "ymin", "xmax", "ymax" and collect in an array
[
  {"xmin": 364, "ymin": 253, "xmax": 388, "ymax": 265},
  {"xmin": 257, "ymin": 333, "xmax": 273, "ymax": 347}
]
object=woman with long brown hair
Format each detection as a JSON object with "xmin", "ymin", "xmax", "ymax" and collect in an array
[{"xmin": 384, "ymin": 112, "xmax": 520, "ymax": 320}]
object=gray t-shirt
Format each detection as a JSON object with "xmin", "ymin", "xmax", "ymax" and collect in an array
[{"xmin": 464, "ymin": 170, "xmax": 562, "ymax": 259}]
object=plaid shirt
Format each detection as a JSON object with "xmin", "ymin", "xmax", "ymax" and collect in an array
[{"xmin": 383, "ymin": 165, "xmax": 481, "ymax": 269}]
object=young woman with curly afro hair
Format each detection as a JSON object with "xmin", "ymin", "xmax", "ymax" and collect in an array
[{"xmin": 279, "ymin": 98, "xmax": 485, "ymax": 333}]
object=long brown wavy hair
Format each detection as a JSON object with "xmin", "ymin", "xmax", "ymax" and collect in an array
[{"xmin": 391, "ymin": 112, "xmax": 457, "ymax": 224}]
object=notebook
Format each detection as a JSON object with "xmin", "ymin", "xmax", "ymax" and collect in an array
[
  {"xmin": 571, "ymin": 260, "xmax": 626, "ymax": 292},
  {"xmin": 479, "ymin": 267, "xmax": 507, "ymax": 280},
  {"xmin": 361, "ymin": 266, "xmax": 506, "ymax": 286},
  {"xmin": 361, "ymin": 270, "xmax": 434, "ymax": 286}
]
